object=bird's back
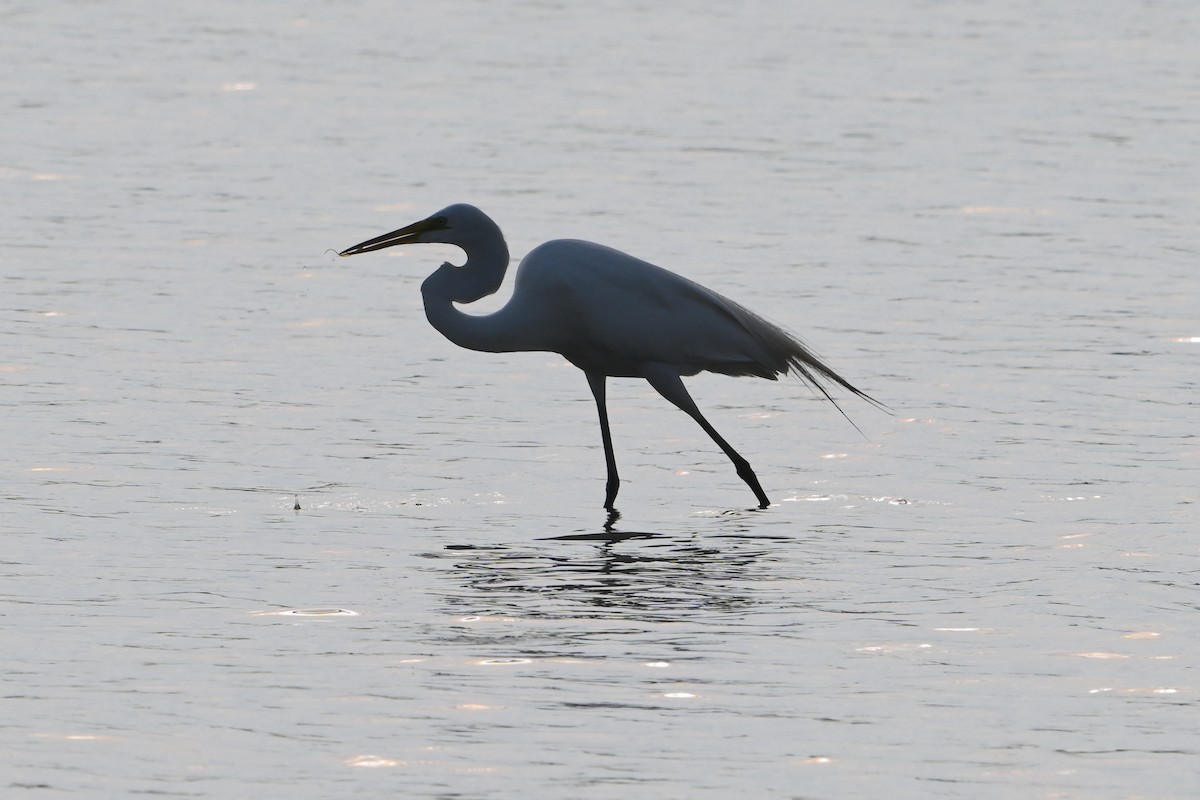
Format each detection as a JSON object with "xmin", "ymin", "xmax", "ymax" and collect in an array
[{"xmin": 508, "ymin": 240, "xmax": 803, "ymax": 379}]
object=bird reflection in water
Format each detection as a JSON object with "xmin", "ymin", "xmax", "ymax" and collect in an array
[{"xmin": 436, "ymin": 526, "xmax": 783, "ymax": 621}]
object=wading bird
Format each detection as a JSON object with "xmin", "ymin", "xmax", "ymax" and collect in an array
[{"xmin": 340, "ymin": 204, "xmax": 882, "ymax": 512}]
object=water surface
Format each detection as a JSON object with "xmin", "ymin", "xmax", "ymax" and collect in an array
[{"xmin": 2, "ymin": 1, "xmax": 1197, "ymax": 798}]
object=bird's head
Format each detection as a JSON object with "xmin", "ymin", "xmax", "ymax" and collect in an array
[{"xmin": 338, "ymin": 203, "xmax": 499, "ymax": 256}]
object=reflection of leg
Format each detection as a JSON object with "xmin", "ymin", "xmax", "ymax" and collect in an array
[
  {"xmin": 643, "ymin": 365, "xmax": 771, "ymax": 509},
  {"xmin": 586, "ymin": 372, "xmax": 620, "ymax": 511}
]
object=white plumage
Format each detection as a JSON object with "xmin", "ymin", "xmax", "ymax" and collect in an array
[{"xmin": 340, "ymin": 203, "xmax": 882, "ymax": 512}]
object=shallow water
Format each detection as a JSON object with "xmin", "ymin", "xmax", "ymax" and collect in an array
[{"xmin": 3, "ymin": 1, "xmax": 1198, "ymax": 798}]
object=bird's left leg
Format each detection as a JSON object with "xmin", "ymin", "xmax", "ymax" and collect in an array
[
  {"xmin": 642, "ymin": 365, "xmax": 771, "ymax": 509},
  {"xmin": 586, "ymin": 371, "xmax": 621, "ymax": 511}
]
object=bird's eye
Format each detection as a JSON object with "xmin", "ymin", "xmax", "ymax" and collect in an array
[{"xmin": 433, "ymin": 216, "xmax": 449, "ymax": 228}]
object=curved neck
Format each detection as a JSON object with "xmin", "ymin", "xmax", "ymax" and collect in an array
[
  {"xmin": 420, "ymin": 231, "xmax": 519, "ymax": 353},
  {"xmin": 444, "ymin": 229, "xmax": 510, "ymax": 303}
]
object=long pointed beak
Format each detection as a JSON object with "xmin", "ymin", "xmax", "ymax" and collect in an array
[{"xmin": 338, "ymin": 217, "xmax": 436, "ymax": 257}]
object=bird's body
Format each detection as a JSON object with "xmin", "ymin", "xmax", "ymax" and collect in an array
[
  {"xmin": 436, "ymin": 237, "xmax": 796, "ymax": 378},
  {"xmin": 340, "ymin": 204, "xmax": 881, "ymax": 511}
]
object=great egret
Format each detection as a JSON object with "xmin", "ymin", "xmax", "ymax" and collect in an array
[{"xmin": 339, "ymin": 204, "xmax": 882, "ymax": 511}]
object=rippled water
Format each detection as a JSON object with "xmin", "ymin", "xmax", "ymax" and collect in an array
[{"xmin": 3, "ymin": 1, "xmax": 1197, "ymax": 798}]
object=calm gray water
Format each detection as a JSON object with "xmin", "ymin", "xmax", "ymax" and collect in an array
[{"xmin": 3, "ymin": 1, "xmax": 1197, "ymax": 797}]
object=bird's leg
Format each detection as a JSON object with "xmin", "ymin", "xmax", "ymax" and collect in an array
[
  {"xmin": 643, "ymin": 366, "xmax": 771, "ymax": 509},
  {"xmin": 586, "ymin": 371, "xmax": 621, "ymax": 511}
]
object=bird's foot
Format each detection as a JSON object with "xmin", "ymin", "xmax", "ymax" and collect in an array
[{"xmin": 603, "ymin": 507, "xmax": 621, "ymax": 531}]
